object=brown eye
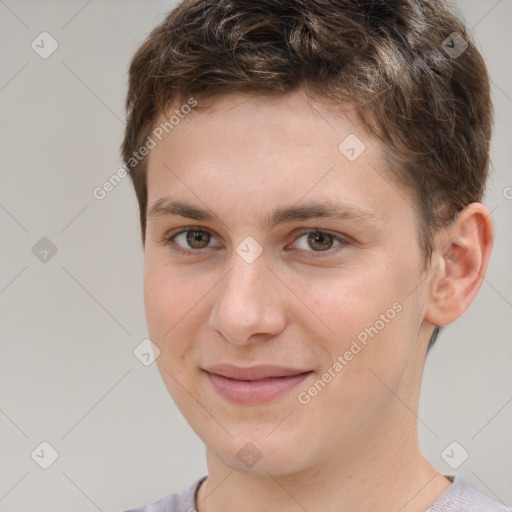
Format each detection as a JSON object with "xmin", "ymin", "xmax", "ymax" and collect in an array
[
  {"xmin": 185, "ymin": 230, "xmax": 211, "ymax": 249},
  {"xmin": 164, "ymin": 227, "xmax": 221, "ymax": 255},
  {"xmin": 292, "ymin": 228, "xmax": 350, "ymax": 257},
  {"xmin": 307, "ymin": 231, "xmax": 334, "ymax": 251}
]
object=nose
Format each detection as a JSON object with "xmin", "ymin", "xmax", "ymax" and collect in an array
[{"xmin": 209, "ymin": 251, "xmax": 287, "ymax": 345}]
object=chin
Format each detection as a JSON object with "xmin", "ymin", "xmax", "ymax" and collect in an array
[{"xmin": 204, "ymin": 425, "xmax": 314, "ymax": 477}]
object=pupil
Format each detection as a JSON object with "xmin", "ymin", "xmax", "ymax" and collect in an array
[
  {"xmin": 187, "ymin": 230, "xmax": 209, "ymax": 248},
  {"xmin": 309, "ymin": 231, "xmax": 332, "ymax": 251}
]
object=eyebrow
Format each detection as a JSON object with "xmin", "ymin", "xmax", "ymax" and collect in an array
[{"xmin": 147, "ymin": 198, "xmax": 381, "ymax": 230}]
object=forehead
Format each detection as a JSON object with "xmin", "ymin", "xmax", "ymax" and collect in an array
[
  {"xmin": 145, "ymin": 91, "xmax": 415, "ymax": 226},
  {"xmin": 157, "ymin": 91, "xmax": 364, "ymax": 152}
]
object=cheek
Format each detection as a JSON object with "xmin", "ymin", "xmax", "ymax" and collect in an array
[
  {"xmin": 329, "ymin": 297, "xmax": 424, "ymax": 411},
  {"xmin": 144, "ymin": 262, "xmax": 201, "ymax": 398},
  {"xmin": 299, "ymin": 307, "xmax": 418, "ymax": 435},
  {"xmin": 143, "ymin": 257, "xmax": 215, "ymax": 381},
  {"xmin": 144, "ymin": 257, "xmax": 200, "ymax": 337},
  {"xmin": 144, "ymin": 264, "xmax": 174, "ymax": 339},
  {"xmin": 292, "ymin": 265, "xmax": 398, "ymax": 342},
  {"xmin": 299, "ymin": 258, "xmax": 421, "ymax": 370}
]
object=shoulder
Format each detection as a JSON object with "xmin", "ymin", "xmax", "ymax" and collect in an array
[
  {"xmin": 427, "ymin": 475, "xmax": 511, "ymax": 512},
  {"xmin": 120, "ymin": 476, "xmax": 206, "ymax": 512}
]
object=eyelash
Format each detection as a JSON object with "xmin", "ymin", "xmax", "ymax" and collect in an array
[{"xmin": 163, "ymin": 226, "xmax": 351, "ymax": 258}]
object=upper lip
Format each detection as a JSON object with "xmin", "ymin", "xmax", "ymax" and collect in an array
[{"xmin": 203, "ymin": 364, "xmax": 311, "ymax": 381}]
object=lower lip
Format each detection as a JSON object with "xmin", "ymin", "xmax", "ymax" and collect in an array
[{"xmin": 205, "ymin": 371, "xmax": 312, "ymax": 404}]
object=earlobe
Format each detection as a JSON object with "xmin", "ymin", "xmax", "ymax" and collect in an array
[{"xmin": 424, "ymin": 203, "xmax": 494, "ymax": 327}]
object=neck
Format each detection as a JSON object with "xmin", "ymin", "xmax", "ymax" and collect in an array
[{"xmin": 195, "ymin": 409, "xmax": 451, "ymax": 512}]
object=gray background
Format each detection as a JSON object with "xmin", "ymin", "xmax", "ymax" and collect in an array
[{"xmin": 0, "ymin": 1, "xmax": 510, "ymax": 511}]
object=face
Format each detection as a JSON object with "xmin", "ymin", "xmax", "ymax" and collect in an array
[{"xmin": 143, "ymin": 91, "xmax": 433, "ymax": 477}]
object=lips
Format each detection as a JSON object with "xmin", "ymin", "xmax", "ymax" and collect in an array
[{"xmin": 203, "ymin": 364, "xmax": 312, "ymax": 404}]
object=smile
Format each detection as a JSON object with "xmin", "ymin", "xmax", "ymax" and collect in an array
[{"xmin": 203, "ymin": 364, "xmax": 313, "ymax": 404}]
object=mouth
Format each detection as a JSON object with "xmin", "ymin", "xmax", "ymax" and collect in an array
[{"xmin": 203, "ymin": 364, "xmax": 313, "ymax": 404}]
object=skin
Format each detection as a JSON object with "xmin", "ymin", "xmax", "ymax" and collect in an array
[{"xmin": 143, "ymin": 90, "xmax": 493, "ymax": 512}]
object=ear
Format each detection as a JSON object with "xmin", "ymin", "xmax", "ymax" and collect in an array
[{"xmin": 424, "ymin": 203, "xmax": 494, "ymax": 326}]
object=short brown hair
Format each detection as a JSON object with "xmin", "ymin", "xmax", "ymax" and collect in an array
[{"xmin": 121, "ymin": 0, "xmax": 493, "ymax": 349}]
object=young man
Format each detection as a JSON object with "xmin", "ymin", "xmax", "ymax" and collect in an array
[{"xmin": 120, "ymin": 1, "xmax": 507, "ymax": 511}]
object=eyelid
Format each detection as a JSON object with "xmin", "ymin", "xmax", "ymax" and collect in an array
[
  {"xmin": 163, "ymin": 226, "xmax": 351, "ymax": 256},
  {"xmin": 288, "ymin": 227, "xmax": 351, "ymax": 256},
  {"xmin": 163, "ymin": 226, "xmax": 222, "ymax": 254}
]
